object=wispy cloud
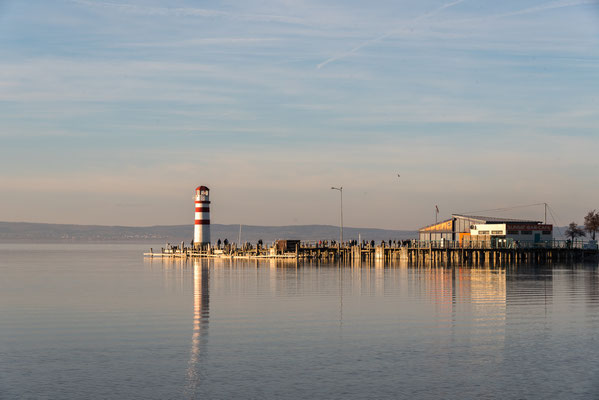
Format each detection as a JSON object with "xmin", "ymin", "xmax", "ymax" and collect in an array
[
  {"xmin": 122, "ymin": 37, "xmax": 280, "ymax": 48},
  {"xmin": 429, "ymin": 0, "xmax": 598, "ymax": 32},
  {"xmin": 71, "ymin": 0, "xmax": 308, "ymax": 25},
  {"xmin": 493, "ymin": 0, "xmax": 597, "ymax": 18}
]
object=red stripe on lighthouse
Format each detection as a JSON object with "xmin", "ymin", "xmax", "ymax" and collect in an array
[
  {"xmin": 195, "ymin": 207, "xmax": 210, "ymax": 212},
  {"xmin": 194, "ymin": 220, "xmax": 210, "ymax": 225}
]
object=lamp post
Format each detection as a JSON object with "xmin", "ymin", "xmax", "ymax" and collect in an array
[{"xmin": 331, "ymin": 186, "xmax": 343, "ymax": 244}]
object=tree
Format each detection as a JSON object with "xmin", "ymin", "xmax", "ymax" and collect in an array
[
  {"xmin": 565, "ymin": 222, "xmax": 585, "ymax": 241},
  {"xmin": 584, "ymin": 210, "xmax": 599, "ymax": 240}
]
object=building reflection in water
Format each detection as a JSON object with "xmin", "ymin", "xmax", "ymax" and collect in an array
[
  {"xmin": 411, "ymin": 265, "xmax": 508, "ymax": 358},
  {"xmin": 185, "ymin": 259, "xmax": 210, "ymax": 399}
]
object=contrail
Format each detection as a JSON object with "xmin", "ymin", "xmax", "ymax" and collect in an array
[
  {"xmin": 316, "ymin": 0, "xmax": 467, "ymax": 69},
  {"xmin": 316, "ymin": 0, "xmax": 595, "ymax": 69},
  {"xmin": 414, "ymin": 0, "xmax": 467, "ymax": 21},
  {"xmin": 316, "ymin": 32, "xmax": 393, "ymax": 70}
]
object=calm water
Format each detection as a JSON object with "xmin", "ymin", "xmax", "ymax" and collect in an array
[{"xmin": 2, "ymin": 244, "xmax": 599, "ymax": 399}]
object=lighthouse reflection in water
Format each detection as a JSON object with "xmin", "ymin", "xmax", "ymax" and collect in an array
[{"xmin": 186, "ymin": 259, "xmax": 209, "ymax": 398}]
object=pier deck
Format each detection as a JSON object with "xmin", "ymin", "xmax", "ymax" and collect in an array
[{"xmin": 145, "ymin": 241, "xmax": 598, "ymax": 265}]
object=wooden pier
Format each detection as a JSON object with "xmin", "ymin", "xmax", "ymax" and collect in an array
[{"xmin": 145, "ymin": 240, "xmax": 598, "ymax": 265}]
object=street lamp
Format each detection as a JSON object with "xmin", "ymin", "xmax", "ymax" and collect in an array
[{"xmin": 331, "ymin": 186, "xmax": 343, "ymax": 244}]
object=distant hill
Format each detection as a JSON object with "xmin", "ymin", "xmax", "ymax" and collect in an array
[{"xmin": 0, "ymin": 222, "xmax": 417, "ymax": 244}]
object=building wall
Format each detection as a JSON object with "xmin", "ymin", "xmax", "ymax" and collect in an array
[
  {"xmin": 419, "ymin": 219, "xmax": 454, "ymax": 241},
  {"xmin": 419, "ymin": 231, "xmax": 453, "ymax": 241},
  {"xmin": 471, "ymin": 224, "xmax": 506, "ymax": 236},
  {"xmin": 420, "ymin": 217, "xmax": 485, "ymax": 241},
  {"xmin": 507, "ymin": 232, "xmax": 553, "ymax": 242},
  {"xmin": 506, "ymin": 223, "xmax": 553, "ymax": 242},
  {"xmin": 470, "ymin": 223, "xmax": 553, "ymax": 242},
  {"xmin": 454, "ymin": 216, "xmax": 485, "ymax": 234}
]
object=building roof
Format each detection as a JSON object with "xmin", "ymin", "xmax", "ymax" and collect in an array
[{"xmin": 452, "ymin": 214, "xmax": 541, "ymax": 224}]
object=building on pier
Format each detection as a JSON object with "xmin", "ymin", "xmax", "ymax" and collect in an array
[{"xmin": 419, "ymin": 214, "xmax": 552, "ymax": 243}]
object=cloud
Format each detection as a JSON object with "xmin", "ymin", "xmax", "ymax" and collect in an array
[
  {"xmin": 71, "ymin": 0, "xmax": 308, "ymax": 25},
  {"xmin": 121, "ymin": 37, "xmax": 280, "ymax": 48},
  {"xmin": 432, "ymin": 0, "xmax": 597, "ymax": 31},
  {"xmin": 0, "ymin": 59, "xmax": 234, "ymax": 103},
  {"xmin": 493, "ymin": 0, "xmax": 597, "ymax": 19}
]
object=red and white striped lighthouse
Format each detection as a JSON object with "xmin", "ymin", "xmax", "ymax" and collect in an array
[{"xmin": 193, "ymin": 186, "xmax": 210, "ymax": 248}]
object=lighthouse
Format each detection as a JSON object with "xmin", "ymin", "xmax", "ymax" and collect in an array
[{"xmin": 193, "ymin": 186, "xmax": 210, "ymax": 248}]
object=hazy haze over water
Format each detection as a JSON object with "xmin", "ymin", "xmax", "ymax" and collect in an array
[{"xmin": 2, "ymin": 243, "xmax": 599, "ymax": 399}]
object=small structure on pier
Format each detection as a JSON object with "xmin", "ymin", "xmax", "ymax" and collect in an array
[{"xmin": 275, "ymin": 239, "xmax": 301, "ymax": 253}]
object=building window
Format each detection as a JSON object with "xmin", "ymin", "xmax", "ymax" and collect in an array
[
  {"xmin": 507, "ymin": 230, "xmax": 519, "ymax": 235},
  {"xmin": 479, "ymin": 231, "xmax": 489, "ymax": 234},
  {"xmin": 542, "ymin": 231, "xmax": 551, "ymax": 235},
  {"xmin": 521, "ymin": 231, "xmax": 532, "ymax": 235},
  {"xmin": 491, "ymin": 230, "xmax": 503, "ymax": 234}
]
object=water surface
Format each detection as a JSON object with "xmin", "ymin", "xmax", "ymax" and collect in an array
[{"xmin": 1, "ymin": 244, "xmax": 599, "ymax": 399}]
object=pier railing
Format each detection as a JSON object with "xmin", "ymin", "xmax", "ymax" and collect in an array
[
  {"xmin": 293, "ymin": 239, "xmax": 596, "ymax": 250},
  {"xmin": 407, "ymin": 239, "xmax": 595, "ymax": 250}
]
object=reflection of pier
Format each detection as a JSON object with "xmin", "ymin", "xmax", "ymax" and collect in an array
[{"xmin": 186, "ymin": 259, "xmax": 210, "ymax": 398}]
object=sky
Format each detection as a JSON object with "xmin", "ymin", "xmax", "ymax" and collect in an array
[{"xmin": 1, "ymin": 0, "xmax": 598, "ymax": 230}]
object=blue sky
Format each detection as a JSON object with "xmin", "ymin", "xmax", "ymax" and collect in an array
[{"xmin": 1, "ymin": 0, "xmax": 598, "ymax": 229}]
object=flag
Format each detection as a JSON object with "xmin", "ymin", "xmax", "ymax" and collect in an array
[{"xmin": 435, "ymin": 205, "xmax": 439, "ymax": 214}]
